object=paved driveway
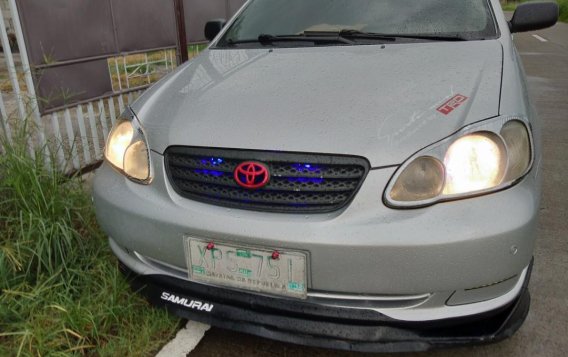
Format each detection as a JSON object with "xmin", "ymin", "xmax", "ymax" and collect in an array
[{"xmin": 184, "ymin": 23, "xmax": 568, "ymax": 357}]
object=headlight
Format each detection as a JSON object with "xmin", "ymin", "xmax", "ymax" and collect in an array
[
  {"xmin": 443, "ymin": 132, "xmax": 507, "ymax": 195},
  {"xmin": 385, "ymin": 117, "xmax": 532, "ymax": 208},
  {"xmin": 104, "ymin": 108, "xmax": 152, "ymax": 184}
]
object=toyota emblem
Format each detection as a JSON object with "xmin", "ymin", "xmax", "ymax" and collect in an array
[{"xmin": 234, "ymin": 162, "xmax": 270, "ymax": 189}]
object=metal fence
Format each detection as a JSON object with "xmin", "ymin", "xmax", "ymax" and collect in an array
[{"xmin": 0, "ymin": 1, "xmax": 212, "ymax": 173}]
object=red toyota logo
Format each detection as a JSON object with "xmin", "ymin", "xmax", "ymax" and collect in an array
[{"xmin": 234, "ymin": 162, "xmax": 270, "ymax": 189}]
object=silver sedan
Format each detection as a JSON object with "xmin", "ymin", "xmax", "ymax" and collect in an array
[{"xmin": 93, "ymin": 0, "xmax": 559, "ymax": 352}]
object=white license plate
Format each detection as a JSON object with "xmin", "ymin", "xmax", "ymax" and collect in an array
[{"xmin": 185, "ymin": 237, "xmax": 308, "ymax": 299}]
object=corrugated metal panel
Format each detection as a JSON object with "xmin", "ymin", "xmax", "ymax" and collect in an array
[
  {"xmin": 17, "ymin": 0, "xmax": 116, "ymax": 65},
  {"xmin": 111, "ymin": 0, "xmax": 177, "ymax": 52},
  {"xmin": 36, "ymin": 59, "xmax": 113, "ymax": 111},
  {"xmin": 2, "ymin": 0, "xmax": 210, "ymax": 172}
]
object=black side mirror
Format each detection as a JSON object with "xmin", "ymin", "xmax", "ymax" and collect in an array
[
  {"xmin": 205, "ymin": 19, "xmax": 227, "ymax": 41},
  {"xmin": 509, "ymin": 2, "xmax": 559, "ymax": 33}
]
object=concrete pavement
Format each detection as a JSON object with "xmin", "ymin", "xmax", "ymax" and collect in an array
[{"xmin": 179, "ymin": 23, "xmax": 568, "ymax": 357}]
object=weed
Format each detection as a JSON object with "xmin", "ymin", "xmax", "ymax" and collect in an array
[{"xmin": 0, "ymin": 124, "xmax": 179, "ymax": 356}]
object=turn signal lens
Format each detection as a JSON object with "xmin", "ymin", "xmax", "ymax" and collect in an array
[
  {"xmin": 123, "ymin": 140, "xmax": 150, "ymax": 181},
  {"xmin": 443, "ymin": 133, "xmax": 507, "ymax": 195},
  {"xmin": 501, "ymin": 120, "xmax": 531, "ymax": 181},
  {"xmin": 390, "ymin": 157, "xmax": 445, "ymax": 202}
]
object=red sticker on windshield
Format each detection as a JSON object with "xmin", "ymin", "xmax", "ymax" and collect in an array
[{"xmin": 437, "ymin": 94, "xmax": 468, "ymax": 115}]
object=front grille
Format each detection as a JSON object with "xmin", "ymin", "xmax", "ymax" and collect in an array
[{"xmin": 164, "ymin": 147, "xmax": 370, "ymax": 213}]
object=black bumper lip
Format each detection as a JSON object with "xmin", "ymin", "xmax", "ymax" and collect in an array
[{"xmin": 120, "ymin": 261, "xmax": 532, "ymax": 353}]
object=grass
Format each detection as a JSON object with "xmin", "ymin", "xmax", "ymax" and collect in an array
[
  {"xmin": 0, "ymin": 72, "xmax": 28, "ymax": 94},
  {"xmin": 502, "ymin": 0, "xmax": 568, "ymax": 22},
  {"xmin": 559, "ymin": 0, "xmax": 568, "ymax": 22},
  {"xmin": 0, "ymin": 125, "xmax": 180, "ymax": 356}
]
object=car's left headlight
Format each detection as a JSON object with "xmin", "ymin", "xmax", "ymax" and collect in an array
[
  {"xmin": 385, "ymin": 117, "xmax": 533, "ymax": 208},
  {"xmin": 104, "ymin": 108, "xmax": 152, "ymax": 184}
]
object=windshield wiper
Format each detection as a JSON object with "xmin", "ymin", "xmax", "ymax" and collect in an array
[
  {"xmin": 258, "ymin": 33, "xmax": 355, "ymax": 45},
  {"xmin": 225, "ymin": 33, "xmax": 354, "ymax": 46},
  {"xmin": 336, "ymin": 29, "xmax": 397, "ymax": 42},
  {"xmin": 224, "ymin": 30, "xmax": 469, "ymax": 47},
  {"xmin": 337, "ymin": 29, "xmax": 469, "ymax": 42},
  {"xmin": 387, "ymin": 33, "xmax": 470, "ymax": 41}
]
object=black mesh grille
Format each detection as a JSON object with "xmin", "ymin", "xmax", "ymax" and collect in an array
[{"xmin": 164, "ymin": 147, "xmax": 370, "ymax": 213}]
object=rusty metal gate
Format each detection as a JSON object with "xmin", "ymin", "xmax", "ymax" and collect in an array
[{"xmin": 0, "ymin": 0, "xmax": 246, "ymax": 172}]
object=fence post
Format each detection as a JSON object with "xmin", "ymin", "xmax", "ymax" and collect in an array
[
  {"xmin": 0, "ymin": 87, "xmax": 12, "ymax": 144},
  {"xmin": 173, "ymin": 0, "xmax": 189, "ymax": 65},
  {"xmin": 8, "ymin": 0, "xmax": 49, "ymax": 164},
  {"xmin": 0, "ymin": 5, "xmax": 25, "ymax": 122}
]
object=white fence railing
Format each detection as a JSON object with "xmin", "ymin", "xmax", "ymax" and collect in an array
[
  {"xmin": 44, "ymin": 92, "xmax": 145, "ymax": 173},
  {"xmin": 0, "ymin": 2, "xmax": 203, "ymax": 173}
]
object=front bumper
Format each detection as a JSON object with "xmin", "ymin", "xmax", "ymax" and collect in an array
[
  {"xmin": 119, "ymin": 259, "xmax": 532, "ymax": 353},
  {"xmin": 93, "ymin": 151, "xmax": 540, "ymax": 293},
  {"xmin": 94, "ymin": 148, "xmax": 541, "ymax": 319},
  {"xmin": 94, "ymin": 148, "xmax": 540, "ymax": 350}
]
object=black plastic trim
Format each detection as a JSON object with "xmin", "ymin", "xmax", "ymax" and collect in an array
[
  {"xmin": 164, "ymin": 146, "xmax": 370, "ymax": 214},
  {"xmin": 120, "ymin": 259, "xmax": 533, "ymax": 353}
]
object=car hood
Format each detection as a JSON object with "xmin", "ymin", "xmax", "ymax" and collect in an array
[{"xmin": 132, "ymin": 41, "xmax": 503, "ymax": 167}]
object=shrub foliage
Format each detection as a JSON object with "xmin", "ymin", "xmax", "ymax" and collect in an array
[{"xmin": 0, "ymin": 129, "xmax": 178, "ymax": 356}]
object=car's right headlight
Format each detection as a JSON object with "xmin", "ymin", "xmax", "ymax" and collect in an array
[
  {"xmin": 104, "ymin": 108, "xmax": 152, "ymax": 184},
  {"xmin": 385, "ymin": 117, "xmax": 533, "ymax": 208}
]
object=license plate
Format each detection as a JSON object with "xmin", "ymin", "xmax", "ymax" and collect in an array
[{"xmin": 185, "ymin": 237, "xmax": 308, "ymax": 299}]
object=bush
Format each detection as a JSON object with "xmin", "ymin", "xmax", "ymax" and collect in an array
[
  {"xmin": 0, "ymin": 128, "xmax": 179, "ymax": 356},
  {"xmin": 560, "ymin": 0, "xmax": 568, "ymax": 22}
]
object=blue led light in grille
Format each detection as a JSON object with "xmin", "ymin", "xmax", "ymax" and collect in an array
[
  {"xmin": 165, "ymin": 147, "xmax": 369, "ymax": 213},
  {"xmin": 194, "ymin": 169, "xmax": 225, "ymax": 177},
  {"xmin": 287, "ymin": 177, "xmax": 324, "ymax": 184},
  {"xmin": 292, "ymin": 163, "xmax": 322, "ymax": 173},
  {"xmin": 200, "ymin": 157, "xmax": 224, "ymax": 166}
]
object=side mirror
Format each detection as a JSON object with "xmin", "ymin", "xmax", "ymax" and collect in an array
[
  {"xmin": 205, "ymin": 19, "xmax": 226, "ymax": 41},
  {"xmin": 509, "ymin": 2, "xmax": 559, "ymax": 33}
]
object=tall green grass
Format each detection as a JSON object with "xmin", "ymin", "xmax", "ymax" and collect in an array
[
  {"xmin": 560, "ymin": 0, "xmax": 568, "ymax": 22},
  {"xmin": 0, "ymin": 127, "xmax": 179, "ymax": 356}
]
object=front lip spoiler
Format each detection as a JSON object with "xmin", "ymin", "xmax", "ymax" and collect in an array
[{"xmin": 120, "ymin": 261, "xmax": 532, "ymax": 353}]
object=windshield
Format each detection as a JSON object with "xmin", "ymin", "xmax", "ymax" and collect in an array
[{"xmin": 218, "ymin": 0, "xmax": 497, "ymax": 47}]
